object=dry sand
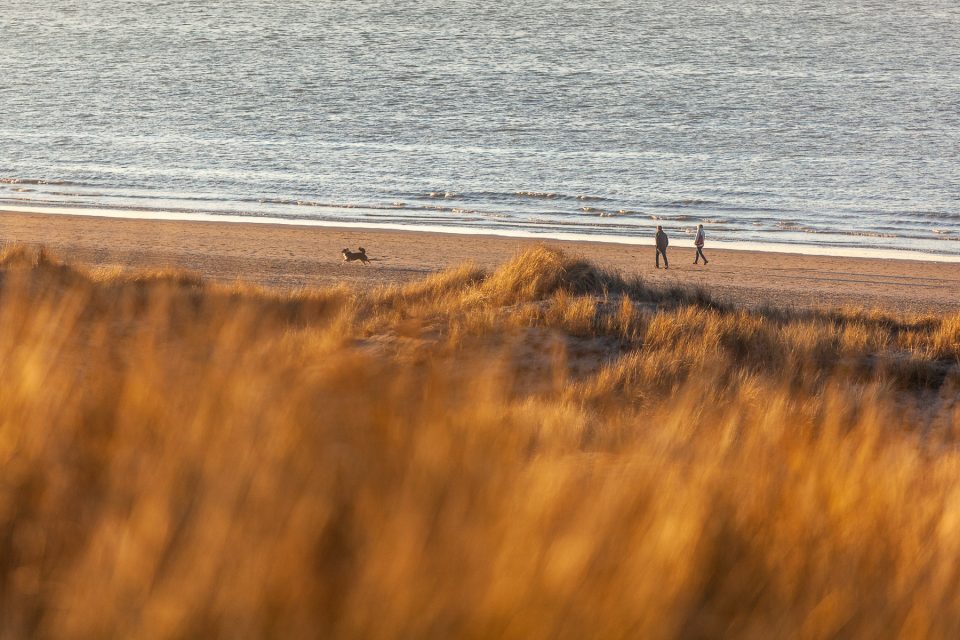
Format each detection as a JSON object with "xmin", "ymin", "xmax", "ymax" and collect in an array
[{"xmin": 2, "ymin": 210, "xmax": 959, "ymax": 314}]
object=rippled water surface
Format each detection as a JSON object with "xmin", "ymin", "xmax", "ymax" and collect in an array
[{"xmin": 2, "ymin": 1, "xmax": 959, "ymax": 255}]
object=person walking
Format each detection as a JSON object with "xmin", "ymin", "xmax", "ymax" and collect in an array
[
  {"xmin": 655, "ymin": 225, "xmax": 669, "ymax": 269},
  {"xmin": 694, "ymin": 223, "xmax": 709, "ymax": 265}
]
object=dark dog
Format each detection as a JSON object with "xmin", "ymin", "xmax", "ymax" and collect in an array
[{"xmin": 341, "ymin": 247, "xmax": 370, "ymax": 264}]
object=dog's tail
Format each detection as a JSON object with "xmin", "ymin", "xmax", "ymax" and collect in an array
[{"xmin": 358, "ymin": 247, "xmax": 366, "ymax": 254}]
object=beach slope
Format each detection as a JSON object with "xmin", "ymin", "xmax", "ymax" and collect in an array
[{"xmin": 2, "ymin": 211, "xmax": 959, "ymax": 314}]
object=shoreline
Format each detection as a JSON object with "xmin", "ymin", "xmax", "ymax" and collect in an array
[
  {"xmin": 3, "ymin": 203, "xmax": 960, "ymax": 264},
  {"xmin": 2, "ymin": 208, "xmax": 960, "ymax": 314}
]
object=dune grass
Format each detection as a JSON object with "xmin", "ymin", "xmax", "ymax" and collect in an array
[{"xmin": 0, "ymin": 243, "xmax": 959, "ymax": 638}]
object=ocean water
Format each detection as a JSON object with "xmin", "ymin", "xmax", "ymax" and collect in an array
[{"xmin": 1, "ymin": 0, "xmax": 959, "ymax": 257}]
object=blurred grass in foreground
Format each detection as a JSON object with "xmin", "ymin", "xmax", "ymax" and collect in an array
[{"xmin": 1, "ymin": 244, "xmax": 959, "ymax": 639}]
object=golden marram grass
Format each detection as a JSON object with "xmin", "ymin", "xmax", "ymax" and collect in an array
[{"xmin": 0, "ymin": 244, "xmax": 959, "ymax": 638}]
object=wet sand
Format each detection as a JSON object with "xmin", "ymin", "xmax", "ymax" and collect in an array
[{"xmin": 2, "ymin": 210, "xmax": 959, "ymax": 314}]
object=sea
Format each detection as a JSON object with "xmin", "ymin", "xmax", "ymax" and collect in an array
[{"xmin": 2, "ymin": 1, "xmax": 959, "ymax": 258}]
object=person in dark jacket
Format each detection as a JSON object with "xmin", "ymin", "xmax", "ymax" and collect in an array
[
  {"xmin": 655, "ymin": 225, "xmax": 669, "ymax": 269},
  {"xmin": 694, "ymin": 223, "xmax": 709, "ymax": 265}
]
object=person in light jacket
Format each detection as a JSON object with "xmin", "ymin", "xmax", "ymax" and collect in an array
[
  {"xmin": 694, "ymin": 223, "xmax": 709, "ymax": 265},
  {"xmin": 655, "ymin": 225, "xmax": 669, "ymax": 269}
]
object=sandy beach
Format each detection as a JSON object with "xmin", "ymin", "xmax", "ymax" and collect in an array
[{"xmin": 2, "ymin": 210, "xmax": 959, "ymax": 314}]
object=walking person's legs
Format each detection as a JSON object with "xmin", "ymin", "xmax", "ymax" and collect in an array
[
  {"xmin": 696, "ymin": 247, "xmax": 708, "ymax": 264},
  {"xmin": 655, "ymin": 248, "xmax": 660, "ymax": 268},
  {"xmin": 662, "ymin": 249, "xmax": 669, "ymax": 269}
]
